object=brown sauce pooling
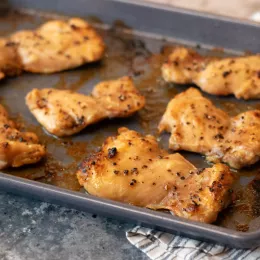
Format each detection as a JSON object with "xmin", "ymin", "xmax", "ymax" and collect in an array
[{"xmin": 53, "ymin": 65, "xmax": 100, "ymax": 92}]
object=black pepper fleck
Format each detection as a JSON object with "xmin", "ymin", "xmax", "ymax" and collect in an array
[
  {"xmin": 222, "ymin": 70, "xmax": 232, "ymax": 78},
  {"xmin": 131, "ymin": 168, "xmax": 138, "ymax": 174},
  {"xmin": 108, "ymin": 147, "xmax": 117, "ymax": 158},
  {"xmin": 130, "ymin": 179, "xmax": 137, "ymax": 186}
]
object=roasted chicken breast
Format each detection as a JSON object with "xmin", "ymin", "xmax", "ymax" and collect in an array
[
  {"xmin": 10, "ymin": 18, "xmax": 105, "ymax": 73},
  {"xmin": 0, "ymin": 104, "xmax": 45, "ymax": 169},
  {"xmin": 162, "ymin": 47, "xmax": 260, "ymax": 100},
  {"xmin": 26, "ymin": 77, "xmax": 145, "ymax": 137},
  {"xmin": 77, "ymin": 127, "xmax": 234, "ymax": 223},
  {"xmin": 159, "ymin": 88, "xmax": 260, "ymax": 169}
]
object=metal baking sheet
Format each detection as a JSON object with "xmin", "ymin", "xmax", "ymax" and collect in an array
[{"xmin": 0, "ymin": 0, "xmax": 260, "ymax": 248}]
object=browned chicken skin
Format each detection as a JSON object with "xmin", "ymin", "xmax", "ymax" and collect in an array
[
  {"xmin": 26, "ymin": 77, "xmax": 145, "ymax": 137},
  {"xmin": 10, "ymin": 18, "xmax": 105, "ymax": 73},
  {"xmin": 77, "ymin": 127, "xmax": 234, "ymax": 223},
  {"xmin": 162, "ymin": 47, "xmax": 260, "ymax": 100},
  {"xmin": 159, "ymin": 88, "xmax": 260, "ymax": 169},
  {"xmin": 0, "ymin": 104, "xmax": 45, "ymax": 169}
]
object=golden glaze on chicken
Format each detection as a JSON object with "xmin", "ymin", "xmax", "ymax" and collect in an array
[
  {"xmin": 162, "ymin": 47, "xmax": 260, "ymax": 99},
  {"xmin": 0, "ymin": 104, "xmax": 45, "ymax": 169},
  {"xmin": 26, "ymin": 77, "xmax": 145, "ymax": 137},
  {"xmin": 77, "ymin": 127, "xmax": 234, "ymax": 223},
  {"xmin": 10, "ymin": 18, "xmax": 105, "ymax": 73},
  {"xmin": 159, "ymin": 88, "xmax": 260, "ymax": 169}
]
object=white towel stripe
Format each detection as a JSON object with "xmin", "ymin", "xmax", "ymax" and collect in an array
[
  {"xmin": 239, "ymin": 247, "xmax": 258, "ymax": 260},
  {"xmin": 126, "ymin": 226, "xmax": 260, "ymax": 260}
]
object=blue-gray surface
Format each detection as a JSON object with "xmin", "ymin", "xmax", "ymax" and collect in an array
[{"xmin": 0, "ymin": 192, "xmax": 147, "ymax": 260}]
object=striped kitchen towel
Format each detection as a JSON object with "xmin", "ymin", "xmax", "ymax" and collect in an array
[{"xmin": 126, "ymin": 226, "xmax": 260, "ymax": 260}]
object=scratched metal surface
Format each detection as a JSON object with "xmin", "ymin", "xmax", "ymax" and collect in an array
[{"xmin": 0, "ymin": 10, "xmax": 260, "ymax": 234}]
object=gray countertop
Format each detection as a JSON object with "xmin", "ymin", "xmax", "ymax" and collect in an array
[{"xmin": 0, "ymin": 192, "xmax": 147, "ymax": 260}]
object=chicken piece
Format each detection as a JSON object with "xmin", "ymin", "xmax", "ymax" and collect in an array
[
  {"xmin": 26, "ymin": 77, "xmax": 145, "ymax": 137},
  {"xmin": 77, "ymin": 127, "xmax": 234, "ymax": 223},
  {"xmin": 162, "ymin": 47, "xmax": 260, "ymax": 99},
  {"xmin": 0, "ymin": 104, "xmax": 45, "ymax": 169},
  {"xmin": 0, "ymin": 39, "xmax": 22, "ymax": 80},
  {"xmin": 159, "ymin": 88, "xmax": 260, "ymax": 169},
  {"xmin": 207, "ymin": 111, "xmax": 260, "ymax": 169},
  {"xmin": 10, "ymin": 18, "xmax": 105, "ymax": 73}
]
